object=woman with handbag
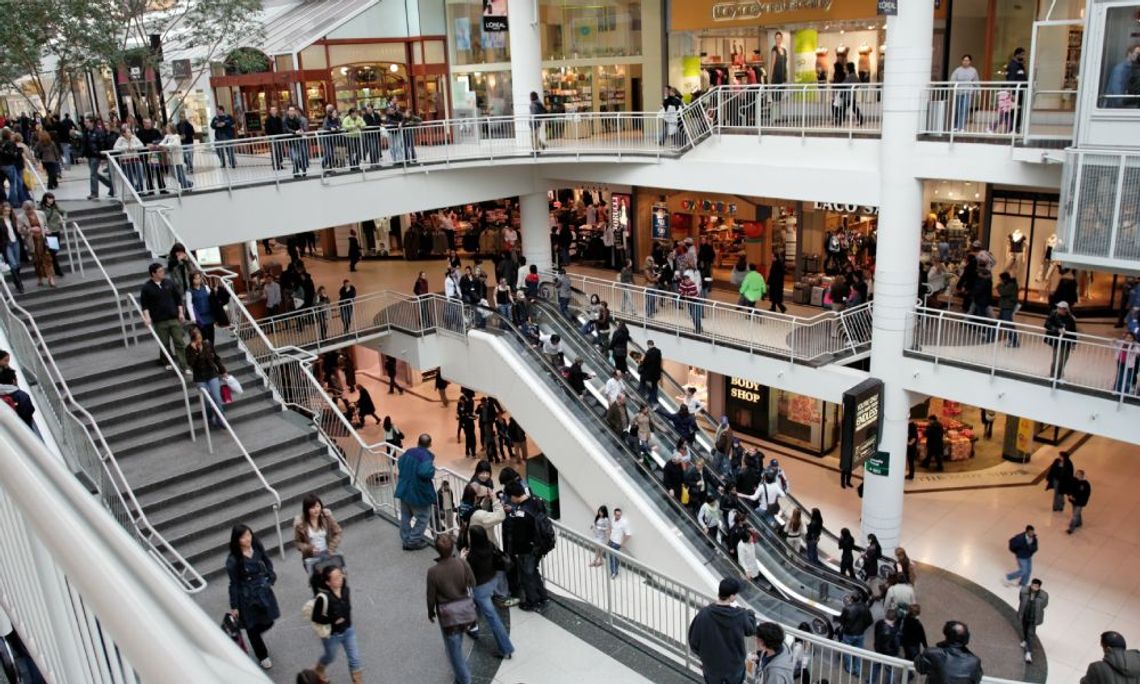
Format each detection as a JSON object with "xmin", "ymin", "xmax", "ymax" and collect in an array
[
  {"xmin": 225, "ymin": 524, "xmax": 279, "ymax": 670},
  {"xmin": 294, "ymin": 494, "xmax": 343, "ymax": 575},
  {"xmin": 426, "ymin": 534, "xmax": 477, "ymax": 684},
  {"xmin": 309, "ymin": 566, "xmax": 362, "ymax": 684},
  {"xmin": 463, "ymin": 526, "xmax": 515, "ymax": 659},
  {"xmin": 17, "ymin": 200, "xmax": 53, "ymax": 288},
  {"xmin": 186, "ymin": 326, "xmax": 228, "ymax": 427},
  {"xmin": 39, "ymin": 193, "xmax": 63, "ymax": 278}
]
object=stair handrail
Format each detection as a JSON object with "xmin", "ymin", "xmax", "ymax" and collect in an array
[
  {"xmin": 0, "ymin": 270, "xmax": 207, "ymax": 592},
  {"xmin": 124, "ymin": 293, "xmax": 197, "ymax": 443},
  {"xmin": 196, "ymin": 387, "xmax": 286, "ymax": 559},
  {"xmin": 68, "ymin": 220, "xmax": 130, "ymax": 348}
]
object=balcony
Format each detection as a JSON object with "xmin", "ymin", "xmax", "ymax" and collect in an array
[{"xmin": 1054, "ymin": 149, "xmax": 1140, "ymax": 271}]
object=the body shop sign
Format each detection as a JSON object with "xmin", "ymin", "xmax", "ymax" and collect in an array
[
  {"xmin": 725, "ymin": 376, "xmax": 767, "ymax": 436},
  {"xmin": 840, "ymin": 378, "xmax": 883, "ymax": 475}
]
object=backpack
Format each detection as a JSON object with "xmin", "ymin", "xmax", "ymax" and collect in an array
[{"xmin": 530, "ymin": 498, "xmax": 556, "ymax": 557}]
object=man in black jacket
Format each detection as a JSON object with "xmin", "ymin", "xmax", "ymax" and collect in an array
[
  {"xmin": 504, "ymin": 480, "xmax": 550, "ymax": 611},
  {"xmin": 1067, "ymin": 470, "xmax": 1092, "ymax": 534},
  {"xmin": 176, "ymin": 112, "xmax": 196, "ymax": 172},
  {"xmin": 838, "ymin": 591, "xmax": 874, "ymax": 675},
  {"xmin": 135, "ymin": 118, "xmax": 167, "ymax": 195},
  {"xmin": 922, "ymin": 415, "xmax": 945, "ymax": 472},
  {"xmin": 687, "ymin": 578, "xmax": 757, "ymax": 684},
  {"xmin": 81, "ymin": 118, "xmax": 114, "ymax": 199},
  {"xmin": 638, "ymin": 339, "xmax": 663, "ymax": 402},
  {"xmin": 264, "ymin": 105, "xmax": 285, "ymax": 170},
  {"xmin": 1045, "ymin": 302, "xmax": 1078, "ymax": 380},
  {"xmin": 915, "ymin": 621, "xmax": 983, "ymax": 684},
  {"xmin": 663, "ymin": 450, "xmax": 685, "ymax": 502},
  {"xmin": 139, "ymin": 263, "xmax": 188, "ymax": 372}
]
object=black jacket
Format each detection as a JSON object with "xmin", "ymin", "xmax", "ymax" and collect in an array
[
  {"xmin": 1070, "ymin": 479, "xmax": 1092, "ymax": 507},
  {"xmin": 1046, "ymin": 456, "xmax": 1074, "ymax": 491},
  {"xmin": 926, "ymin": 420, "xmax": 944, "ymax": 454},
  {"xmin": 914, "ymin": 642, "xmax": 983, "ymax": 684},
  {"xmin": 80, "ymin": 128, "xmax": 110, "ymax": 158},
  {"xmin": 265, "ymin": 114, "xmax": 284, "ymax": 136},
  {"xmin": 186, "ymin": 341, "xmax": 226, "ymax": 383},
  {"xmin": 609, "ymin": 324, "xmax": 630, "ymax": 353},
  {"xmin": 839, "ymin": 600, "xmax": 873, "ymax": 637},
  {"xmin": 874, "ymin": 618, "xmax": 902, "ymax": 656},
  {"xmin": 687, "ymin": 603, "xmax": 757, "ymax": 682},
  {"xmin": 639, "ymin": 346, "xmax": 663, "ymax": 382},
  {"xmin": 312, "ymin": 585, "xmax": 352, "ymax": 634},
  {"xmin": 663, "ymin": 459, "xmax": 685, "ymax": 497}
]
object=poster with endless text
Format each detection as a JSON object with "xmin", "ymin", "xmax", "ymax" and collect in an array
[{"xmin": 483, "ymin": 0, "xmax": 508, "ymax": 32}]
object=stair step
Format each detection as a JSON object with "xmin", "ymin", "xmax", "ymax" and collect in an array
[
  {"xmin": 37, "ymin": 309, "xmax": 130, "ymax": 337},
  {"xmin": 73, "ymin": 362, "xmax": 258, "ymax": 409},
  {"xmin": 107, "ymin": 400, "xmax": 279, "ymax": 457},
  {"xmin": 135, "ymin": 438, "xmax": 328, "ymax": 509},
  {"xmin": 148, "ymin": 455, "xmax": 342, "ymax": 531},
  {"xmin": 96, "ymin": 388, "xmax": 273, "ymax": 437},
  {"xmin": 66, "ymin": 339, "xmax": 242, "ymax": 387},
  {"xmin": 160, "ymin": 472, "xmax": 357, "ymax": 552},
  {"xmin": 193, "ymin": 500, "xmax": 375, "ymax": 580},
  {"xmin": 42, "ymin": 315, "xmax": 149, "ymax": 347},
  {"xmin": 16, "ymin": 274, "xmax": 143, "ymax": 306}
]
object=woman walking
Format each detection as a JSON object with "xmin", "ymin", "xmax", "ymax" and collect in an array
[
  {"xmin": 382, "ymin": 416, "xmax": 405, "ymax": 451},
  {"xmin": 838, "ymin": 527, "xmax": 857, "ymax": 579},
  {"xmin": 225, "ymin": 524, "xmax": 279, "ymax": 670},
  {"xmin": 185, "ymin": 271, "xmax": 216, "ymax": 344},
  {"xmin": 355, "ymin": 384, "xmax": 381, "ymax": 426},
  {"xmin": 40, "ymin": 193, "xmax": 63, "ymax": 278},
  {"xmin": 590, "ymin": 506, "xmax": 611, "ymax": 567},
  {"xmin": 293, "ymin": 493, "xmax": 343, "ymax": 575},
  {"xmin": 186, "ymin": 326, "xmax": 227, "ymax": 427},
  {"xmin": 783, "ymin": 508, "xmax": 805, "ymax": 554},
  {"xmin": 463, "ymin": 526, "xmax": 516, "ymax": 659},
  {"xmin": 18, "ymin": 200, "xmax": 54, "ymax": 287},
  {"xmin": 804, "ymin": 508, "xmax": 823, "ymax": 565},
  {"xmin": 310, "ymin": 566, "xmax": 363, "ymax": 683}
]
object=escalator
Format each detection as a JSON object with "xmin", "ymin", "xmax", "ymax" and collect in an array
[
  {"xmin": 527, "ymin": 300, "xmax": 866, "ymax": 614},
  {"xmin": 466, "ymin": 307, "xmax": 838, "ymax": 634}
]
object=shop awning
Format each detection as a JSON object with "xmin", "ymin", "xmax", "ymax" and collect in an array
[{"xmin": 261, "ymin": 0, "xmax": 380, "ymax": 57}]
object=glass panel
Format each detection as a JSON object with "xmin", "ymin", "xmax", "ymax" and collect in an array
[
  {"xmin": 447, "ymin": 0, "xmax": 510, "ymax": 66},
  {"xmin": 1096, "ymin": 4, "xmax": 1140, "ymax": 109},
  {"xmin": 331, "ymin": 63, "xmax": 409, "ymax": 113},
  {"xmin": 990, "ymin": 0, "xmax": 1035, "ymax": 80},
  {"xmin": 539, "ymin": 0, "xmax": 642, "ymax": 61},
  {"xmin": 450, "ymin": 71, "xmax": 513, "ymax": 117}
]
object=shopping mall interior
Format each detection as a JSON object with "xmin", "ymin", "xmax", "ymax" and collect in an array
[{"xmin": 2, "ymin": 0, "xmax": 1139, "ymax": 683}]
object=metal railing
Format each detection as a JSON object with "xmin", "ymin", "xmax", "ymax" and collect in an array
[
  {"xmin": 69, "ymin": 220, "xmax": 129, "ymax": 347},
  {"xmin": 124, "ymin": 294, "xmax": 197, "ymax": 441},
  {"xmin": 546, "ymin": 271, "xmax": 873, "ymax": 365},
  {"xmin": 0, "ymin": 263, "xmax": 206, "ymax": 593},
  {"xmin": 703, "ymin": 83, "xmax": 884, "ymax": 138},
  {"xmin": 918, "ymin": 81, "xmax": 1076, "ymax": 145},
  {"xmin": 0, "ymin": 410, "xmax": 267, "ymax": 683},
  {"xmin": 907, "ymin": 305, "xmax": 1139, "ymax": 402},
  {"xmin": 196, "ymin": 387, "xmax": 285, "ymax": 559},
  {"xmin": 1055, "ymin": 149, "xmax": 1140, "ymax": 262}
]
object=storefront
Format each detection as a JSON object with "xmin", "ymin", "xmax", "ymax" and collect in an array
[
  {"xmin": 944, "ymin": 0, "xmax": 1083, "ymax": 81},
  {"xmin": 446, "ymin": 0, "xmax": 661, "ymax": 117},
  {"xmin": 709, "ymin": 373, "xmax": 839, "ymax": 456},
  {"xmin": 549, "ymin": 185, "xmax": 632, "ymax": 268}
]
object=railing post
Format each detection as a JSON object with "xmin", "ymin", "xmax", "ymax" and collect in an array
[
  {"xmin": 989, "ymin": 321, "xmax": 1001, "ymax": 378},
  {"xmin": 199, "ymin": 393, "xmax": 213, "ymax": 455},
  {"xmin": 949, "ymin": 83, "xmax": 958, "ymax": 144},
  {"xmin": 934, "ymin": 311, "xmax": 945, "ymax": 367}
]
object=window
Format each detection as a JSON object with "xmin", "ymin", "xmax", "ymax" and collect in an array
[{"xmin": 1097, "ymin": 5, "xmax": 1140, "ymax": 108}]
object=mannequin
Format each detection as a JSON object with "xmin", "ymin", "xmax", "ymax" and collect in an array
[
  {"xmin": 1006, "ymin": 229, "xmax": 1026, "ymax": 273},
  {"xmin": 377, "ymin": 216, "xmax": 391, "ymax": 255},
  {"xmin": 1038, "ymin": 234, "xmax": 1059, "ymax": 283},
  {"xmin": 858, "ymin": 45, "xmax": 873, "ymax": 83}
]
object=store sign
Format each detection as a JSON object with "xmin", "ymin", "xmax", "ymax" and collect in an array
[
  {"xmin": 611, "ymin": 194, "xmax": 630, "ymax": 249},
  {"xmin": 840, "ymin": 378, "xmax": 883, "ymax": 475},
  {"xmin": 712, "ymin": 0, "xmax": 833, "ymax": 22},
  {"xmin": 865, "ymin": 450, "xmax": 890, "ymax": 476},
  {"xmin": 681, "ymin": 199, "xmax": 737, "ymax": 214},
  {"xmin": 171, "ymin": 59, "xmax": 192, "ymax": 81},
  {"xmin": 483, "ymin": 0, "xmax": 509, "ymax": 32},
  {"xmin": 876, "ymin": 0, "xmax": 898, "ymax": 16},
  {"xmin": 813, "ymin": 202, "xmax": 879, "ymax": 216},
  {"xmin": 651, "ymin": 203, "xmax": 670, "ymax": 240},
  {"xmin": 728, "ymin": 377, "xmax": 763, "ymax": 405}
]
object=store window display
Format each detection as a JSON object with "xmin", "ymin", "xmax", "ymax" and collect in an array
[
  {"xmin": 539, "ymin": 0, "xmax": 643, "ymax": 61},
  {"xmin": 332, "ymin": 63, "xmax": 410, "ymax": 114},
  {"xmin": 447, "ymin": 0, "xmax": 511, "ymax": 67}
]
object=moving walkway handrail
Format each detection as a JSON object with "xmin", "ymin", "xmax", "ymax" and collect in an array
[{"xmin": 528, "ymin": 299, "xmax": 863, "ymax": 607}]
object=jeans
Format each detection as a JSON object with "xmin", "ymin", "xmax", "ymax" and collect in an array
[
  {"xmin": 607, "ymin": 541, "xmax": 621, "ymax": 577},
  {"xmin": 123, "ymin": 160, "xmax": 144, "ymax": 192},
  {"xmin": 196, "ymin": 377, "xmax": 225, "ymax": 426},
  {"xmin": 841, "ymin": 633, "xmax": 864, "ymax": 674},
  {"xmin": 639, "ymin": 377, "xmax": 658, "ymax": 404},
  {"xmin": 87, "ymin": 158, "xmax": 113, "ymax": 197},
  {"xmin": 999, "ymin": 307, "xmax": 1019, "ymax": 346},
  {"xmin": 152, "ymin": 319, "xmax": 188, "ymax": 369},
  {"xmin": 1069, "ymin": 505, "xmax": 1084, "ymax": 532},
  {"xmin": 1006, "ymin": 556, "xmax": 1032, "ymax": 586},
  {"xmin": 441, "ymin": 629, "xmax": 470, "ymax": 684},
  {"xmin": 289, "ymin": 137, "xmax": 309, "ymax": 174},
  {"xmin": 340, "ymin": 303, "xmax": 354, "ymax": 333},
  {"xmin": 1115, "ymin": 363, "xmax": 1135, "ymax": 394},
  {"xmin": 172, "ymin": 165, "xmax": 191, "ymax": 189},
  {"xmin": 319, "ymin": 625, "xmax": 362, "ymax": 672},
  {"xmin": 473, "ymin": 579, "xmax": 514, "ymax": 656},
  {"xmin": 1, "ymin": 165, "xmax": 22, "ymax": 206},
  {"xmin": 4, "ymin": 241, "xmax": 23, "ymax": 292},
  {"xmin": 1051, "ymin": 478, "xmax": 1066, "ymax": 511},
  {"xmin": 215, "ymin": 141, "xmax": 236, "ymax": 168},
  {"xmin": 61, "ymin": 142, "xmax": 71, "ymax": 165},
  {"xmin": 870, "ymin": 661, "xmax": 896, "ymax": 684},
  {"xmin": 621, "ymin": 290, "xmax": 631, "ymax": 313},
  {"xmin": 805, "ymin": 537, "xmax": 820, "ymax": 564},
  {"xmin": 954, "ymin": 92, "xmax": 973, "ymax": 130},
  {"xmin": 687, "ymin": 300, "xmax": 703, "ymax": 334},
  {"xmin": 183, "ymin": 148, "xmax": 194, "ymax": 172},
  {"xmin": 399, "ymin": 500, "xmax": 430, "ymax": 548},
  {"xmin": 1051, "ymin": 341, "xmax": 1073, "ymax": 380},
  {"xmin": 558, "ymin": 296, "xmax": 570, "ymax": 317},
  {"xmin": 403, "ymin": 129, "xmax": 417, "ymax": 161},
  {"xmin": 518, "ymin": 552, "xmax": 549, "ymax": 606}
]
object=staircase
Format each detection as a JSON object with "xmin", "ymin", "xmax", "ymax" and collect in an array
[{"xmin": 16, "ymin": 201, "xmax": 373, "ymax": 580}]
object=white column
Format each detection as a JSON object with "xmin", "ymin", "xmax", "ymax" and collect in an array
[
  {"xmin": 520, "ymin": 192, "xmax": 551, "ymax": 272},
  {"xmin": 861, "ymin": 0, "xmax": 935, "ymax": 552},
  {"xmin": 508, "ymin": 0, "xmax": 543, "ymax": 146}
]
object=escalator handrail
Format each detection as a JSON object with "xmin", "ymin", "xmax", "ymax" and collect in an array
[{"xmin": 528, "ymin": 298, "xmax": 866, "ymax": 602}]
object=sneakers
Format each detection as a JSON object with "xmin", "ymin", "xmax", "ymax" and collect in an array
[
  {"xmin": 259, "ymin": 658, "xmax": 272, "ymax": 669},
  {"xmin": 496, "ymin": 597, "xmax": 520, "ymax": 607},
  {"xmin": 1002, "ymin": 576, "xmax": 1018, "ymax": 587},
  {"xmin": 1019, "ymin": 641, "xmax": 1027, "ymax": 648},
  {"xmin": 1025, "ymin": 652, "xmax": 1033, "ymax": 663}
]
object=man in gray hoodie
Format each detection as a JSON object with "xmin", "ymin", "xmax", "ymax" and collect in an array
[
  {"xmin": 688, "ymin": 578, "xmax": 758, "ymax": 684},
  {"xmin": 1082, "ymin": 631, "xmax": 1140, "ymax": 684},
  {"xmin": 753, "ymin": 622, "xmax": 795, "ymax": 684}
]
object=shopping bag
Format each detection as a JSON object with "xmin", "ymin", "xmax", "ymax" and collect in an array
[
  {"xmin": 224, "ymin": 374, "xmax": 243, "ymax": 395},
  {"xmin": 220, "ymin": 384, "xmax": 233, "ymax": 404},
  {"xmin": 46, "ymin": 235, "xmax": 60, "ymax": 251}
]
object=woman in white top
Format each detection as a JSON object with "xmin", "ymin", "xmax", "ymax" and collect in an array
[
  {"xmin": 737, "ymin": 529, "xmax": 762, "ymax": 581},
  {"xmin": 113, "ymin": 126, "xmax": 145, "ymax": 192},
  {"xmin": 697, "ymin": 496, "xmax": 721, "ymax": 538},
  {"xmin": 160, "ymin": 123, "xmax": 192, "ymax": 190},
  {"xmin": 590, "ymin": 505, "xmax": 611, "ymax": 567},
  {"xmin": 292, "ymin": 493, "xmax": 343, "ymax": 575},
  {"xmin": 948, "ymin": 54, "xmax": 980, "ymax": 131}
]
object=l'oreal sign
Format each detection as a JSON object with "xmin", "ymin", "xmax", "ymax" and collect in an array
[{"xmin": 712, "ymin": 0, "xmax": 833, "ymax": 22}]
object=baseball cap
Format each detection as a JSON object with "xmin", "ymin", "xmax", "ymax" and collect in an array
[
  {"xmin": 718, "ymin": 577, "xmax": 741, "ymax": 599},
  {"xmin": 1056, "ymin": 301, "xmax": 1070, "ymax": 309}
]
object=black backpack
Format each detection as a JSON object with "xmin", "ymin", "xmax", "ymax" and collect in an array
[{"xmin": 530, "ymin": 498, "xmax": 556, "ymax": 557}]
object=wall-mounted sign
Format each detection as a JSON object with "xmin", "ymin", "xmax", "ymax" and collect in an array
[
  {"xmin": 171, "ymin": 59, "xmax": 192, "ymax": 81},
  {"xmin": 712, "ymin": 0, "xmax": 834, "ymax": 22},
  {"xmin": 725, "ymin": 376, "xmax": 768, "ymax": 438},
  {"xmin": 651, "ymin": 203, "xmax": 669, "ymax": 240},
  {"xmin": 876, "ymin": 0, "xmax": 898, "ymax": 16},
  {"xmin": 611, "ymin": 193, "xmax": 630, "ymax": 249},
  {"xmin": 483, "ymin": 0, "xmax": 509, "ymax": 32},
  {"xmin": 681, "ymin": 199, "xmax": 738, "ymax": 214},
  {"xmin": 840, "ymin": 378, "xmax": 883, "ymax": 475},
  {"xmin": 813, "ymin": 202, "xmax": 879, "ymax": 216},
  {"xmin": 865, "ymin": 450, "xmax": 890, "ymax": 476}
]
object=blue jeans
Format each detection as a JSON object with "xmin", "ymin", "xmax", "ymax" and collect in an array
[
  {"xmin": 442, "ymin": 629, "xmax": 470, "ymax": 684},
  {"xmin": 87, "ymin": 158, "xmax": 113, "ymax": 197},
  {"xmin": 870, "ymin": 661, "xmax": 896, "ymax": 684},
  {"xmin": 183, "ymin": 148, "xmax": 194, "ymax": 172},
  {"xmin": 2, "ymin": 165, "xmax": 23, "ymax": 206},
  {"xmin": 215, "ymin": 141, "xmax": 236, "ymax": 167},
  {"xmin": 1115, "ymin": 363, "xmax": 1135, "ymax": 394},
  {"xmin": 1006, "ymin": 556, "xmax": 1032, "ymax": 586},
  {"xmin": 805, "ymin": 537, "xmax": 820, "ymax": 564},
  {"xmin": 473, "ymin": 579, "xmax": 514, "ymax": 656},
  {"xmin": 399, "ymin": 500, "xmax": 430, "ymax": 548},
  {"xmin": 608, "ymin": 541, "xmax": 621, "ymax": 577},
  {"xmin": 954, "ymin": 92, "xmax": 973, "ymax": 130},
  {"xmin": 4, "ymin": 242, "xmax": 23, "ymax": 291},
  {"xmin": 841, "ymin": 633, "xmax": 864, "ymax": 674},
  {"xmin": 319, "ymin": 625, "xmax": 362, "ymax": 672},
  {"xmin": 173, "ymin": 165, "xmax": 191, "ymax": 189},
  {"xmin": 999, "ymin": 307, "xmax": 1019, "ymax": 346},
  {"xmin": 687, "ymin": 300, "xmax": 703, "ymax": 334},
  {"xmin": 196, "ymin": 377, "xmax": 224, "ymax": 426},
  {"xmin": 558, "ymin": 296, "xmax": 570, "ymax": 317}
]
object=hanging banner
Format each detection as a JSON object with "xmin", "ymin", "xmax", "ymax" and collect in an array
[
  {"xmin": 841, "ymin": 378, "xmax": 883, "ymax": 475},
  {"xmin": 651, "ymin": 203, "xmax": 670, "ymax": 240},
  {"xmin": 611, "ymin": 193, "xmax": 631, "ymax": 249},
  {"xmin": 483, "ymin": 0, "xmax": 509, "ymax": 32}
]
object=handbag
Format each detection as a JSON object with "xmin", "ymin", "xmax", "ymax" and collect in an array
[
  {"xmin": 493, "ymin": 549, "xmax": 515, "ymax": 574},
  {"xmin": 680, "ymin": 485, "xmax": 690, "ymax": 505},
  {"xmin": 224, "ymin": 374, "xmax": 244, "ymax": 395},
  {"xmin": 437, "ymin": 594, "xmax": 478, "ymax": 630},
  {"xmin": 301, "ymin": 593, "xmax": 333, "ymax": 639}
]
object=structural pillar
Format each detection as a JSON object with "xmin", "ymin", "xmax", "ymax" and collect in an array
[
  {"xmin": 521, "ymin": 192, "xmax": 551, "ymax": 272},
  {"xmin": 861, "ymin": 0, "xmax": 935, "ymax": 552},
  {"xmin": 507, "ymin": 0, "xmax": 543, "ymax": 147}
]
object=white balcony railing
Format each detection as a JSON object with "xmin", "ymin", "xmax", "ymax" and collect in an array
[
  {"xmin": 1055, "ymin": 149, "xmax": 1140, "ymax": 263},
  {"xmin": 917, "ymin": 81, "xmax": 1075, "ymax": 144}
]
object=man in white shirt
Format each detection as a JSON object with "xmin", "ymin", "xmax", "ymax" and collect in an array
[
  {"xmin": 683, "ymin": 386, "xmax": 704, "ymax": 413},
  {"xmin": 603, "ymin": 370, "xmax": 624, "ymax": 404},
  {"xmin": 607, "ymin": 508, "xmax": 632, "ymax": 578},
  {"xmin": 540, "ymin": 332, "xmax": 568, "ymax": 366}
]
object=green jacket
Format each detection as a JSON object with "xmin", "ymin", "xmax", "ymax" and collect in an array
[
  {"xmin": 739, "ymin": 270, "xmax": 767, "ymax": 303},
  {"xmin": 342, "ymin": 115, "xmax": 366, "ymax": 137}
]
